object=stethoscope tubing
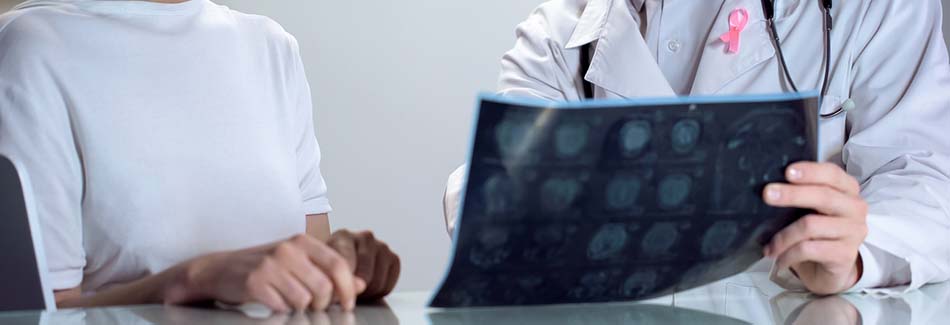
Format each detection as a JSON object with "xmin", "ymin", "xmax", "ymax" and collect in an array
[{"xmin": 766, "ymin": 0, "xmax": 845, "ymax": 119}]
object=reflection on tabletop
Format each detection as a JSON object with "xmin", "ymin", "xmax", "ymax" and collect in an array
[
  {"xmin": 1, "ymin": 274, "xmax": 949, "ymax": 324},
  {"xmin": 428, "ymin": 303, "xmax": 747, "ymax": 325},
  {"xmin": 0, "ymin": 303, "xmax": 398, "ymax": 325}
]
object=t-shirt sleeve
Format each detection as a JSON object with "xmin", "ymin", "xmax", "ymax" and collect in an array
[
  {"xmin": 287, "ymin": 36, "xmax": 332, "ymax": 216},
  {"xmin": 0, "ymin": 21, "xmax": 86, "ymax": 289}
]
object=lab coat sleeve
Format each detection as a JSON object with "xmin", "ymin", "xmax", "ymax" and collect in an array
[
  {"xmin": 444, "ymin": 6, "xmax": 582, "ymax": 236},
  {"xmin": 443, "ymin": 165, "xmax": 466, "ymax": 237},
  {"xmin": 843, "ymin": 0, "xmax": 950, "ymax": 293}
]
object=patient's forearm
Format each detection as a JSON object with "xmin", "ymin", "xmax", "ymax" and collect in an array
[
  {"xmin": 307, "ymin": 213, "xmax": 331, "ymax": 241},
  {"xmin": 56, "ymin": 264, "xmax": 185, "ymax": 308},
  {"xmin": 55, "ymin": 214, "xmax": 332, "ymax": 308}
]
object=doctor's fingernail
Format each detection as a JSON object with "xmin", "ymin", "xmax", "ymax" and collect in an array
[
  {"xmin": 765, "ymin": 185, "xmax": 782, "ymax": 202},
  {"xmin": 787, "ymin": 167, "xmax": 803, "ymax": 180}
]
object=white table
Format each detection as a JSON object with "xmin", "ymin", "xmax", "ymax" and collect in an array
[{"xmin": 1, "ymin": 273, "xmax": 947, "ymax": 324}]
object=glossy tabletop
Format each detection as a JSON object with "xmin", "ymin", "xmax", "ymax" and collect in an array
[{"xmin": 1, "ymin": 272, "xmax": 947, "ymax": 325}]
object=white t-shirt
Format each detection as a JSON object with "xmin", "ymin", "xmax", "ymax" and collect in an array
[{"xmin": 0, "ymin": 0, "xmax": 332, "ymax": 292}]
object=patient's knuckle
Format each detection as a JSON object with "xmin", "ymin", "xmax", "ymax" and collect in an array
[
  {"xmin": 362, "ymin": 230, "xmax": 377, "ymax": 241},
  {"xmin": 330, "ymin": 256, "xmax": 350, "ymax": 274},
  {"xmin": 291, "ymin": 234, "xmax": 312, "ymax": 245},
  {"xmin": 259, "ymin": 256, "xmax": 279, "ymax": 271},
  {"xmin": 314, "ymin": 277, "xmax": 332, "ymax": 296},
  {"xmin": 275, "ymin": 242, "xmax": 298, "ymax": 257},
  {"xmin": 246, "ymin": 271, "xmax": 264, "ymax": 290},
  {"xmin": 335, "ymin": 229, "xmax": 353, "ymax": 239}
]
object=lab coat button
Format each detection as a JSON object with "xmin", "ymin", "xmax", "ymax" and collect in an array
[
  {"xmin": 666, "ymin": 40, "xmax": 682, "ymax": 53},
  {"xmin": 667, "ymin": 40, "xmax": 681, "ymax": 53}
]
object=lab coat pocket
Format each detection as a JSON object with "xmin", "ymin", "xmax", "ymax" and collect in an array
[{"xmin": 817, "ymin": 96, "xmax": 847, "ymax": 163}]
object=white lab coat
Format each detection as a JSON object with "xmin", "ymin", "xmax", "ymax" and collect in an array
[{"xmin": 443, "ymin": 0, "xmax": 950, "ymax": 294}]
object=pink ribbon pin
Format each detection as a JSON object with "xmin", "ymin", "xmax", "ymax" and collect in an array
[{"xmin": 720, "ymin": 8, "xmax": 749, "ymax": 54}]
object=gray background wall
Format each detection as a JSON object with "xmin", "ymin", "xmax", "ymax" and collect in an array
[
  {"xmin": 207, "ymin": 0, "xmax": 950, "ymax": 293},
  {"xmin": 212, "ymin": 0, "xmax": 542, "ymax": 292}
]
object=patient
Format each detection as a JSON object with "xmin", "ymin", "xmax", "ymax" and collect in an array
[{"xmin": 0, "ymin": 0, "xmax": 399, "ymax": 312}]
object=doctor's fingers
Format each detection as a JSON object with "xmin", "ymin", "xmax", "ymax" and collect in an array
[
  {"xmin": 785, "ymin": 162, "xmax": 861, "ymax": 196},
  {"xmin": 288, "ymin": 235, "xmax": 360, "ymax": 310},
  {"xmin": 763, "ymin": 183, "xmax": 868, "ymax": 218},
  {"xmin": 774, "ymin": 240, "xmax": 860, "ymax": 275},
  {"xmin": 765, "ymin": 215, "xmax": 867, "ymax": 258}
]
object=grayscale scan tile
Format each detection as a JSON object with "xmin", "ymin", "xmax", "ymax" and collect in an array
[{"xmin": 430, "ymin": 94, "xmax": 820, "ymax": 308}]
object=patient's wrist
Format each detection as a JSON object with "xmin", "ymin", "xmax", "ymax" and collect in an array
[{"xmin": 161, "ymin": 254, "xmax": 218, "ymax": 304}]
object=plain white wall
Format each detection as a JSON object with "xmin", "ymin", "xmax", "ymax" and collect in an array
[
  {"xmin": 945, "ymin": 0, "xmax": 949, "ymax": 41},
  {"xmin": 212, "ymin": 0, "xmax": 543, "ymax": 292},
  {"xmin": 212, "ymin": 0, "xmax": 950, "ymax": 293}
]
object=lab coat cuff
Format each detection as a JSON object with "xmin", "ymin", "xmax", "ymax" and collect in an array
[
  {"xmin": 768, "ymin": 244, "xmax": 904, "ymax": 295},
  {"xmin": 846, "ymin": 244, "xmax": 884, "ymax": 293},
  {"xmin": 849, "ymin": 214, "xmax": 922, "ymax": 297},
  {"xmin": 768, "ymin": 258, "xmax": 807, "ymax": 292}
]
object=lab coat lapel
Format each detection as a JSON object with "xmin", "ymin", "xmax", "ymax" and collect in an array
[
  {"xmin": 690, "ymin": 0, "xmax": 776, "ymax": 95},
  {"xmin": 568, "ymin": 0, "xmax": 675, "ymax": 98}
]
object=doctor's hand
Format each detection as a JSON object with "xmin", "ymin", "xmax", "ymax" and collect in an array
[
  {"xmin": 762, "ymin": 162, "xmax": 869, "ymax": 295},
  {"xmin": 164, "ymin": 234, "xmax": 366, "ymax": 312},
  {"xmin": 326, "ymin": 230, "xmax": 401, "ymax": 301}
]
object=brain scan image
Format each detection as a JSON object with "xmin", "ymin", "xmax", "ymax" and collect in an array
[
  {"xmin": 619, "ymin": 120, "xmax": 652, "ymax": 157},
  {"xmin": 587, "ymin": 223, "xmax": 629, "ymax": 260},
  {"xmin": 671, "ymin": 119, "xmax": 701, "ymax": 153},
  {"xmin": 449, "ymin": 276, "xmax": 492, "ymax": 307},
  {"xmin": 468, "ymin": 227, "xmax": 512, "ymax": 268},
  {"xmin": 641, "ymin": 222, "xmax": 679, "ymax": 256},
  {"xmin": 568, "ymin": 271, "xmax": 613, "ymax": 299},
  {"xmin": 715, "ymin": 110, "xmax": 808, "ymax": 212},
  {"xmin": 517, "ymin": 275, "xmax": 545, "ymax": 289},
  {"xmin": 605, "ymin": 174, "xmax": 642, "ymax": 211},
  {"xmin": 523, "ymin": 225, "xmax": 577, "ymax": 262},
  {"xmin": 495, "ymin": 118, "xmax": 533, "ymax": 157},
  {"xmin": 481, "ymin": 173, "xmax": 524, "ymax": 216},
  {"xmin": 432, "ymin": 95, "xmax": 817, "ymax": 307},
  {"xmin": 658, "ymin": 174, "xmax": 692, "ymax": 209},
  {"xmin": 621, "ymin": 270, "xmax": 658, "ymax": 297},
  {"xmin": 555, "ymin": 121, "xmax": 591, "ymax": 158},
  {"xmin": 701, "ymin": 221, "xmax": 740, "ymax": 257},
  {"xmin": 540, "ymin": 177, "xmax": 583, "ymax": 213}
]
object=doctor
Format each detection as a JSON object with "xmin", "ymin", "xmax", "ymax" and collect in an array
[{"xmin": 444, "ymin": 0, "xmax": 950, "ymax": 295}]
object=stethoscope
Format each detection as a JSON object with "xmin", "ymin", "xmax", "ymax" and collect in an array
[
  {"xmin": 763, "ymin": 0, "xmax": 854, "ymax": 119},
  {"xmin": 579, "ymin": 0, "xmax": 855, "ymax": 119}
]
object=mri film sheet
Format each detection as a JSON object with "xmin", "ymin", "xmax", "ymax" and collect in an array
[{"xmin": 430, "ymin": 94, "xmax": 819, "ymax": 308}]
